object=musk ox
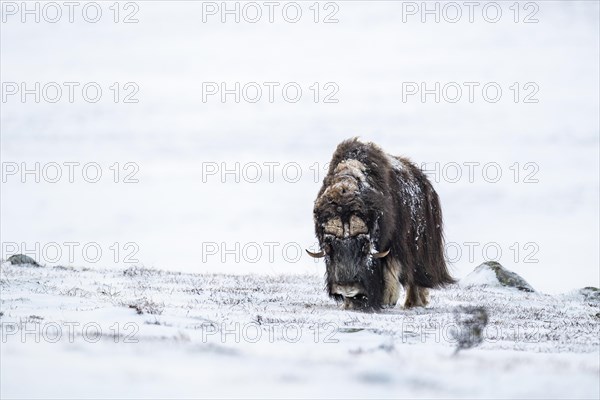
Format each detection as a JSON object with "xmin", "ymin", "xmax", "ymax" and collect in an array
[{"xmin": 306, "ymin": 138, "xmax": 455, "ymax": 311}]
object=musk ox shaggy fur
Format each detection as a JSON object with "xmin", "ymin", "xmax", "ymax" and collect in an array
[{"xmin": 307, "ymin": 138, "xmax": 455, "ymax": 310}]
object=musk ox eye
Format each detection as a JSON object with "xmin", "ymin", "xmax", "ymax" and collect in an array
[
  {"xmin": 323, "ymin": 217, "xmax": 343, "ymax": 237},
  {"xmin": 349, "ymin": 215, "xmax": 368, "ymax": 236}
]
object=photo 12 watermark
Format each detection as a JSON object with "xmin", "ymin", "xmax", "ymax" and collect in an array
[
  {"xmin": 1, "ymin": 82, "xmax": 140, "ymax": 104},
  {"xmin": 1, "ymin": 321, "xmax": 139, "ymax": 344},
  {"xmin": 420, "ymin": 161, "xmax": 540, "ymax": 184},
  {"xmin": 201, "ymin": 241, "xmax": 303, "ymax": 264},
  {"xmin": 2, "ymin": 162, "xmax": 140, "ymax": 184},
  {"xmin": 198, "ymin": 321, "xmax": 339, "ymax": 344},
  {"xmin": 401, "ymin": 82, "xmax": 540, "ymax": 104},
  {"xmin": 399, "ymin": 2, "xmax": 539, "ymax": 24},
  {"xmin": 399, "ymin": 319, "xmax": 555, "ymax": 345},
  {"xmin": 2, "ymin": 241, "xmax": 141, "ymax": 265},
  {"xmin": 200, "ymin": 240, "xmax": 540, "ymax": 265},
  {"xmin": 201, "ymin": 82, "xmax": 340, "ymax": 104},
  {"xmin": 0, "ymin": 1, "xmax": 140, "ymax": 23},
  {"xmin": 198, "ymin": 161, "xmax": 540, "ymax": 184},
  {"xmin": 443, "ymin": 241, "xmax": 540, "ymax": 264},
  {"xmin": 200, "ymin": 1, "xmax": 340, "ymax": 23}
]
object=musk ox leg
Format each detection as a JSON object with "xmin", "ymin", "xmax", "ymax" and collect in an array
[
  {"xmin": 419, "ymin": 288, "xmax": 430, "ymax": 305},
  {"xmin": 403, "ymin": 285, "xmax": 429, "ymax": 309},
  {"xmin": 383, "ymin": 259, "xmax": 401, "ymax": 307}
]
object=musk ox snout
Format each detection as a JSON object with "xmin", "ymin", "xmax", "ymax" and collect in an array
[
  {"xmin": 323, "ymin": 238, "xmax": 386, "ymax": 310},
  {"xmin": 332, "ymin": 283, "xmax": 365, "ymax": 298}
]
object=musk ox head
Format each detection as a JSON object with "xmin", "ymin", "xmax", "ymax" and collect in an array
[{"xmin": 306, "ymin": 159, "xmax": 390, "ymax": 310}]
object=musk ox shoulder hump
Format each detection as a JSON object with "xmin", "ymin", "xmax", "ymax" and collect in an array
[{"xmin": 323, "ymin": 138, "xmax": 392, "ymax": 188}]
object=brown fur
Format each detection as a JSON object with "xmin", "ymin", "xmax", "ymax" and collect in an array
[{"xmin": 313, "ymin": 138, "xmax": 455, "ymax": 310}]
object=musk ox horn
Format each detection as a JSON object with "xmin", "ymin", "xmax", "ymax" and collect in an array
[
  {"xmin": 306, "ymin": 249, "xmax": 326, "ymax": 258},
  {"xmin": 372, "ymin": 248, "xmax": 390, "ymax": 259}
]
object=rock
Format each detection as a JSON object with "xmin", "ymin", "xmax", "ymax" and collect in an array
[
  {"xmin": 7, "ymin": 254, "xmax": 41, "ymax": 267},
  {"xmin": 452, "ymin": 306, "xmax": 488, "ymax": 354},
  {"xmin": 462, "ymin": 261, "xmax": 535, "ymax": 292},
  {"xmin": 580, "ymin": 287, "xmax": 600, "ymax": 303}
]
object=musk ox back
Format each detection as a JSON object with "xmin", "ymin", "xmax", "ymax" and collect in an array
[{"xmin": 306, "ymin": 138, "xmax": 454, "ymax": 310}]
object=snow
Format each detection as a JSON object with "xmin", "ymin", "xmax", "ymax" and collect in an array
[
  {"xmin": 386, "ymin": 154, "xmax": 405, "ymax": 173},
  {"xmin": 335, "ymin": 159, "xmax": 369, "ymax": 187},
  {"xmin": 1, "ymin": 262, "xmax": 598, "ymax": 398},
  {"xmin": 461, "ymin": 266, "xmax": 503, "ymax": 288}
]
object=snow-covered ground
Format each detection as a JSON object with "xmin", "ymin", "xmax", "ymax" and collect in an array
[{"xmin": 1, "ymin": 261, "xmax": 599, "ymax": 398}]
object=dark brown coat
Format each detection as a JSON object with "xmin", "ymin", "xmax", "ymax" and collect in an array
[{"xmin": 310, "ymin": 138, "xmax": 454, "ymax": 310}]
